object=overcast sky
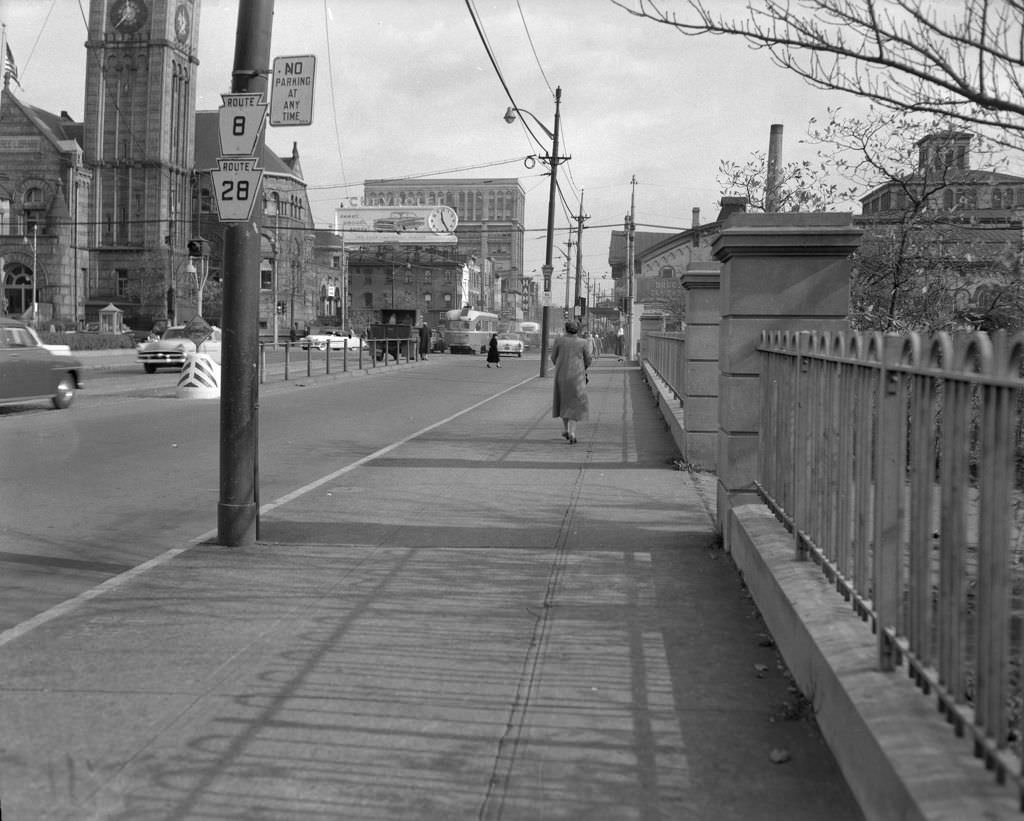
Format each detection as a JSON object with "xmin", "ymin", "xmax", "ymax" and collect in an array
[{"xmin": 3, "ymin": 0, "xmax": 873, "ymax": 295}]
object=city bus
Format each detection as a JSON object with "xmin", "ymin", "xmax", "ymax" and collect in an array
[
  {"xmin": 514, "ymin": 321, "xmax": 541, "ymax": 351},
  {"xmin": 443, "ymin": 308, "xmax": 500, "ymax": 354}
]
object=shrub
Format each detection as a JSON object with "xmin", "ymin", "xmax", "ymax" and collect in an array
[{"xmin": 38, "ymin": 331, "xmax": 137, "ymax": 351}]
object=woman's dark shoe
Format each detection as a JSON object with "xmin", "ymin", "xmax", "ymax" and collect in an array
[
  {"xmin": 568, "ymin": 435, "xmax": 577, "ymax": 445},
  {"xmin": 561, "ymin": 432, "xmax": 570, "ymax": 440}
]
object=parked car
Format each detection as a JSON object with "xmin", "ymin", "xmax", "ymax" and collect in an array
[
  {"xmin": 495, "ymin": 332, "xmax": 525, "ymax": 357},
  {"xmin": 0, "ymin": 318, "xmax": 83, "ymax": 409},
  {"xmin": 137, "ymin": 325, "xmax": 222, "ymax": 373},
  {"xmin": 372, "ymin": 211, "xmax": 424, "ymax": 232},
  {"xmin": 300, "ymin": 331, "xmax": 369, "ymax": 351}
]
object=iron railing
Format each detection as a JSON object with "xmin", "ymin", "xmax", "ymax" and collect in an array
[
  {"xmin": 643, "ymin": 332, "xmax": 686, "ymax": 401},
  {"xmin": 757, "ymin": 328, "xmax": 1024, "ymax": 806},
  {"xmin": 258, "ymin": 333, "xmax": 418, "ymax": 383}
]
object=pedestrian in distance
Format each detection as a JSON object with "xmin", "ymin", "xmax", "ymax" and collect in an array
[
  {"xmin": 418, "ymin": 322, "xmax": 430, "ymax": 360},
  {"xmin": 551, "ymin": 319, "xmax": 592, "ymax": 444},
  {"xmin": 486, "ymin": 333, "xmax": 501, "ymax": 367}
]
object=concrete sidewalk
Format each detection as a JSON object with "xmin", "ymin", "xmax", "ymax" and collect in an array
[{"xmin": 0, "ymin": 360, "xmax": 863, "ymax": 820}]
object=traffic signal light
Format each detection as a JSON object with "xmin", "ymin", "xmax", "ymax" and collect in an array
[{"xmin": 276, "ymin": 301, "xmax": 286, "ymax": 315}]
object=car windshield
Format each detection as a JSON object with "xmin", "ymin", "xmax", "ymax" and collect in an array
[
  {"xmin": 161, "ymin": 329, "xmax": 189, "ymax": 340},
  {"xmin": 1, "ymin": 325, "xmax": 41, "ymax": 348}
]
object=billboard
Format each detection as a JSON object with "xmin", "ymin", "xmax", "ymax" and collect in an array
[{"xmin": 333, "ymin": 205, "xmax": 458, "ymax": 245}]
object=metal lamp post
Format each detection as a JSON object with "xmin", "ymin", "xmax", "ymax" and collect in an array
[
  {"xmin": 29, "ymin": 223, "xmax": 37, "ymax": 327},
  {"xmin": 503, "ymin": 86, "xmax": 564, "ymax": 377}
]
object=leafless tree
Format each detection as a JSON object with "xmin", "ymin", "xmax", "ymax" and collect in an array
[
  {"xmin": 613, "ymin": 0, "xmax": 1024, "ymax": 149},
  {"xmin": 720, "ymin": 107, "xmax": 1024, "ymax": 330}
]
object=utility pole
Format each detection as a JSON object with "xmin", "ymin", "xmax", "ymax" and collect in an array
[
  {"xmin": 217, "ymin": 0, "xmax": 274, "ymax": 547},
  {"xmin": 573, "ymin": 189, "xmax": 587, "ymax": 320},
  {"xmin": 625, "ymin": 175, "xmax": 636, "ymax": 360},
  {"xmin": 540, "ymin": 87, "xmax": 563, "ymax": 376}
]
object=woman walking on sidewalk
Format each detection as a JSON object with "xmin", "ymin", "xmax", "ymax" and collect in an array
[{"xmin": 551, "ymin": 319, "xmax": 592, "ymax": 444}]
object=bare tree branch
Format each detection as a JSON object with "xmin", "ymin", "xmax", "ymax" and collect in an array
[{"xmin": 611, "ymin": 0, "xmax": 1024, "ymax": 148}]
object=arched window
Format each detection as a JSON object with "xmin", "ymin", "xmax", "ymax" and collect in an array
[{"xmin": 3, "ymin": 263, "xmax": 33, "ymax": 316}]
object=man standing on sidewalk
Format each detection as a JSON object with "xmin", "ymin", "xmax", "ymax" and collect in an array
[{"xmin": 418, "ymin": 322, "xmax": 430, "ymax": 360}]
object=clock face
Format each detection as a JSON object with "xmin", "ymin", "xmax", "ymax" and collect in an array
[
  {"xmin": 174, "ymin": 4, "xmax": 191, "ymax": 42},
  {"xmin": 108, "ymin": 0, "xmax": 149, "ymax": 35},
  {"xmin": 429, "ymin": 206, "xmax": 459, "ymax": 233}
]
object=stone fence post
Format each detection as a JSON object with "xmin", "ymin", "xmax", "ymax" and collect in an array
[
  {"xmin": 679, "ymin": 262, "xmax": 721, "ymax": 469},
  {"xmin": 712, "ymin": 213, "xmax": 861, "ymax": 531}
]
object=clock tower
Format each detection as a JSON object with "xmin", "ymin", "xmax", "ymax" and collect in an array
[{"xmin": 83, "ymin": 0, "xmax": 201, "ymax": 327}]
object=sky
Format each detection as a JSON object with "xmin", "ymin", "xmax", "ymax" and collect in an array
[{"xmin": 2, "ymin": 0, "xmax": 875, "ymax": 297}]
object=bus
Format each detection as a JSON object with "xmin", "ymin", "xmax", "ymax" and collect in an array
[
  {"xmin": 443, "ymin": 308, "xmax": 500, "ymax": 354},
  {"xmin": 514, "ymin": 321, "xmax": 541, "ymax": 351}
]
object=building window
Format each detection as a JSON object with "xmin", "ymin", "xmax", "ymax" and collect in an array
[
  {"xmin": 331, "ymin": 255, "xmax": 340, "ymax": 269},
  {"xmin": 116, "ymin": 268, "xmax": 129, "ymax": 297},
  {"xmin": 444, "ymin": 293, "xmax": 452, "ymax": 305},
  {"xmin": 424, "ymin": 293, "xmax": 432, "ymax": 303},
  {"xmin": 24, "ymin": 187, "xmax": 44, "ymax": 234},
  {"xmin": 260, "ymin": 266, "xmax": 273, "ymax": 290},
  {"xmin": 363, "ymin": 292, "xmax": 374, "ymax": 308}
]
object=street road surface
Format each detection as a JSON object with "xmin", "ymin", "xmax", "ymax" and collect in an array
[{"xmin": 0, "ymin": 355, "xmax": 534, "ymax": 632}]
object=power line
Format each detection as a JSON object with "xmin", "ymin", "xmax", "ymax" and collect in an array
[
  {"xmin": 515, "ymin": 0, "xmax": 553, "ymax": 97},
  {"xmin": 320, "ymin": 0, "xmax": 348, "ymax": 191}
]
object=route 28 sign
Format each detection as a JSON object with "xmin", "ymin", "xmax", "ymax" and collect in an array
[{"xmin": 211, "ymin": 157, "xmax": 262, "ymax": 222}]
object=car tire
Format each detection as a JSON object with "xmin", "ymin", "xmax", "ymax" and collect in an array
[
  {"xmin": 51, "ymin": 374, "xmax": 75, "ymax": 409},
  {"xmin": 144, "ymin": 364, "xmax": 157, "ymax": 374}
]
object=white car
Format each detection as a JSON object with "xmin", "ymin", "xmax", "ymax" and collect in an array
[
  {"xmin": 138, "ymin": 325, "xmax": 222, "ymax": 373},
  {"xmin": 301, "ymin": 332, "xmax": 368, "ymax": 351},
  {"xmin": 496, "ymin": 332, "xmax": 525, "ymax": 357}
]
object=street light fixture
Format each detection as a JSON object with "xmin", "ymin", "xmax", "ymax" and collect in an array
[
  {"xmin": 504, "ymin": 86, "xmax": 564, "ymax": 376},
  {"xmin": 25, "ymin": 223, "xmax": 37, "ymax": 327}
]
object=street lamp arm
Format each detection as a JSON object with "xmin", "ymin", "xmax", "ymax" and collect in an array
[{"xmin": 503, "ymin": 105, "xmax": 554, "ymax": 141}]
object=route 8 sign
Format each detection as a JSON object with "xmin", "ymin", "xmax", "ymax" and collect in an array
[
  {"xmin": 211, "ymin": 157, "xmax": 263, "ymax": 222},
  {"xmin": 218, "ymin": 93, "xmax": 267, "ymax": 155}
]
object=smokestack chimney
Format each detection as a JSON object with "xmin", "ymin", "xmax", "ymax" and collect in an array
[
  {"xmin": 765, "ymin": 124, "xmax": 783, "ymax": 213},
  {"xmin": 692, "ymin": 207, "xmax": 700, "ymax": 228}
]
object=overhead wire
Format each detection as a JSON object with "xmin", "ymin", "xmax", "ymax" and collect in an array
[
  {"xmin": 515, "ymin": 0, "xmax": 553, "ymax": 97},
  {"xmin": 320, "ymin": 0, "xmax": 348, "ymax": 193},
  {"xmin": 465, "ymin": 0, "xmax": 585, "ymax": 264}
]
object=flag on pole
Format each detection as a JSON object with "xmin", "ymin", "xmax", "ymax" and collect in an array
[{"xmin": 3, "ymin": 42, "xmax": 19, "ymax": 87}]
